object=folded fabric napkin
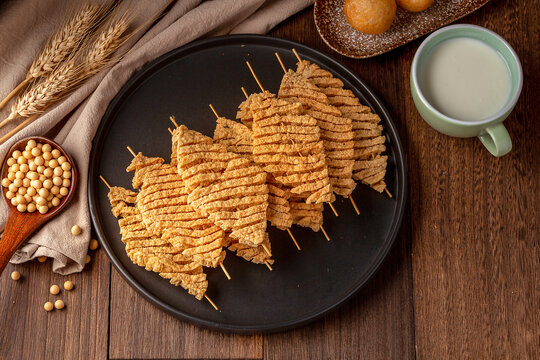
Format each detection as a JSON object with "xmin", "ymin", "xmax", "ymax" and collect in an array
[{"xmin": 0, "ymin": 0, "xmax": 314, "ymax": 274}]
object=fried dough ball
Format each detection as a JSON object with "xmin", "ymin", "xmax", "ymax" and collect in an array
[
  {"xmin": 344, "ymin": 0, "xmax": 396, "ymax": 35},
  {"xmin": 397, "ymin": 0, "xmax": 433, "ymax": 12}
]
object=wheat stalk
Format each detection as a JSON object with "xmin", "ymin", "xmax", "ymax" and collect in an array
[
  {"xmin": 0, "ymin": 4, "xmax": 103, "ymax": 112},
  {"xmin": 80, "ymin": 18, "xmax": 129, "ymax": 77},
  {"xmin": 7, "ymin": 61, "xmax": 77, "ymax": 120},
  {"xmin": 0, "ymin": 17, "xmax": 130, "ymax": 138},
  {"xmin": 26, "ymin": 4, "xmax": 102, "ymax": 80}
]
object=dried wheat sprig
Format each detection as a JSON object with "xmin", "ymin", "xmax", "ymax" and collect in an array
[
  {"xmin": 27, "ymin": 4, "xmax": 102, "ymax": 80},
  {"xmin": 7, "ymin": 62, "xmax": 77, "ymax": 121},
  {"xmin": 79, "ymin": 17, "xmax": 130, "ymax": 78},
  {"xmin": 0, "ymin": 4, "xmax": 103, "ymax": 112},
  {"xmin": 0, "ymin": 16, "xmax": 131, "ymax": 140}
]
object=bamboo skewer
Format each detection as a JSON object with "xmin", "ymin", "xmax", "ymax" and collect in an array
[
  {"xmin": 320, "ymin": 225, "xmax": 330, "ymax": 242},
  {"xmin": 264, "ymin": 260, "xmax": 273, "ymax": 271},
  {"xmin": 220, "ymin": 263, "xmax": 231, "ymax": 280},
  {"xmin": 204, "ymin": 294, "xmax": 219, "ymax": 311},
  {"xmin": 287, "ymin": 229, "xmax": 301, "ymax": 251},
  {"xmin": 261, "ymin": 243, "xmax": 272, "ymax": 257},
  {"xmin": 99, "ymin": 174, "xmax": 218, "ymax": 310},
  {"xmin": 385, "ymin": 188, "xmax": 393, "ymax": 198},
  {"xmin": 272, "ymin": 54, "xmax": 340, "ymax": 218},
  {"xmin": 245, "ymin": 60, "xmax": 331, "ymax": 241},
  {"xmin": 126, "ymin": 145, "xmax": 232, "ymax": 280},
  {"xmin": 349, "ymin": 195, "xmax": 360, "ymax": 215}
]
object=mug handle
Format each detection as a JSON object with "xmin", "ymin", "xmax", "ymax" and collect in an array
[{"xmin": 478, "ymin": 123, "xmax": 512, "ymax": 157}]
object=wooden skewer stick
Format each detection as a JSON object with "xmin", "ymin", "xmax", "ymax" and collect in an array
[
  {"xmin": 204, "ymin": 294, "xmax": 219, "ymax": 311},
  {"xmin": 126, "ymin": 146, "xmax": 136, "ymax": 157},
  {"xmin": 384, "ymin": 188, "xmax": 393, "ymax": 198},
  {"xmin": 241, "ymin": 86, "xmax": 249, "ymax": 99},
  {"xmin": 126, "ymin": 144, "xmax": 232, "ymax": 281},
  {"xmin": 168, "ymin": 128, "xmax": 173, "ymax": 135},
  {"xmin": 209, "ymin": 104, "xmax": 219, "ymax": 119},
  {"xmin": 275, "ymin": 52, "xmax": 287, "ymax": 73},
  {"xmin": 101, "ymin": 173, "xmax": 219, "ymax": 310},
  {"xmin": 99, "ymin": 175, "xmax": 111, "ymax": 189},
  {"xmin": 328, "ymin": 203, "xmax": 339, "ymax": 217},
  {"xmin": 264, "ymin": 260, "xmax": 273, "ymax": 271},
  {"xmin": 169, "ymin": 115, "xmax": 179, "ymax": 128},
  {"xmin": 287, "ymin": 228, "xmax": 301, "ymax": 250},
  {"xmin": 246, "ymin": 61, "xmax": 265, "ymax": 92},
  {"xmin": 292, "ymin": 48, "xmax": 302, "ymax": 62},
  {"xmin": 349, "ymin": 195, "xmax": 360, "ymax": 215},
  {"xmin": 320, "ymin": 225, "xmax": 330, "ymax": 242},
  {"xmin": 220, "ymin": 263, "xmax": 231, "ymax": 280},
  {"xmin": 261, "ymin": 243, "xmax": 272, "ymax": 257}
]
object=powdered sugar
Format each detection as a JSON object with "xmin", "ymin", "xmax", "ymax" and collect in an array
[{"xmin": 314, "ymin": 0, "xmax": 491, "ymax": 58}]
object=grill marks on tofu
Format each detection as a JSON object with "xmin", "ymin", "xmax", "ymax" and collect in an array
[
  {"xmin": 278, "ymin": 71, "xmax": 356, "ymax": 198},
  {"xmin": 213, "ymin": 117, "xmax": 292, "ymax": 230},
  {"xmin": 107, "ymin": 186, "xmax": 208, "ymax": 300},
  {"xmin": 247, "ymin": 92, "xmax": 332, "ymax": 205},
  {"xmin": 289, "ymin": 196, "xmax": 323, "ymax": 232},
  {"xmin": 174, "ymin": 126, "xmax": 269, "ymax": 248},
  {"xmin": 127, "ymin": 153, "xmax": 226, "ymax": 268},
  {"xmin": 225, "ymin": 233, "xmax": 274, "ymax": 265},
  {"xmin": 296, "ymin": 60, "xmax": 388, "ymax": 193}
]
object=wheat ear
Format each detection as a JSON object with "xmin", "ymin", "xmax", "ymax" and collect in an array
[
  {"xmin": 80, "ymin": 17, "xmax": 129, "ymax": 78},
  {"xmin": 0, "ymin": 17, "xmax": 130, "ymax": 141},
  {"xmin": 0, "ymin": 4, "xmax": 102, "ymax": 112}
]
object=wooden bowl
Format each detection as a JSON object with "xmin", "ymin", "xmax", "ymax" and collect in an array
[
  {"xmin": 0, "ymin": 137, "xmax": 78, "ymax": 274},
  {"xmin": 314, "ymin": 0, "xmax": 491, "ymax": 58}
]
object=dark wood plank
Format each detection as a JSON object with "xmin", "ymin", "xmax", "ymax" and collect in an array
[
  {"xmin": 263, "ymin": 9, "xmax": 415, "ymax": 360},
  {"xmin": 406, "ymin": 0, "xmax": 539, "ymax": 358},
  {"xmin": 0, "ymin": 244, "xmax": 109, "ymax": 360},
  {"xmin": 108, "ymin": 269, "xmax": 263, "ymax": 359}
]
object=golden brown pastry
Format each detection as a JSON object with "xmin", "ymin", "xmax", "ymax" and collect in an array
[
  {"xmin": 396, "ymin": 0, "xmax": 433, "ymax": 12},
  {"xmin": 343, "ymin": 0, "xmax": 396, "ymax": 35}
]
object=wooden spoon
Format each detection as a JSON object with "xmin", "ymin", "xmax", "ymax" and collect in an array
[{"xmin": 0, "ymin": 137, "xmax": 77, "ymax": 275}]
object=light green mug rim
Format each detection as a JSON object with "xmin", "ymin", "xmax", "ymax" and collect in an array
[{"xmin": 411, "ymin": 24, "xmax": 523, "ymax": 127}]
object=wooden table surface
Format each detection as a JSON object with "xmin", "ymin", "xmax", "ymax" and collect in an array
[{"xmin": 1, "ymin": 1, "xmax": 538, "ymax": 359}]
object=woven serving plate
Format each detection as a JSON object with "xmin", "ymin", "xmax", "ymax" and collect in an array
[{"xmin": 314, "ymin": 0, "xmax": 491, "ymax": 58}]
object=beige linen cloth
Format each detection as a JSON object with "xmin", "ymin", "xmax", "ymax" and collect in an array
[{"xmin": 0, "ymin": 0, "xmax": 314, "ymax": 274}]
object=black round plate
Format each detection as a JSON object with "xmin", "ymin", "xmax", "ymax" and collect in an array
[{"xmin": 88, "ymin": 35, "xmax": 407, "ymax": 333}]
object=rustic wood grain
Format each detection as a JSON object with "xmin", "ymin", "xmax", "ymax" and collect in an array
[
  {"xmin": 1, "ymin": 1, "xmax": 538, "ymax": 359},
  {"xmin": 0, "ymin": 243, "xmax": 109, "ymax": 360},
  {"xmin": 263, "ymin": 8, "xmax": 415, "ymax": 360},
  {"xmin": 405, "ymin": 0, "xmax": 539, "ymax": 358},
  {"xmin": 108, "ymin": 269, "xmax": 263, "ymax": 360}
]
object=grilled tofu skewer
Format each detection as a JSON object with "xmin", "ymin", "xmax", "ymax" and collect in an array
[
  {"xmin": 168, "ymin": 119, "xmax": 275, "ymax": 269},
  {"xmin": 125, "ymin": 146, "xmax": 231, "ymax": 280},
  {"xmin": 290, "ymin": 48, "xmax": 391, "ymax": 199},
  {"xmin": 99, "ymin": 175, "xmax": 218, "ymax": 310},
  {"xmin": 240, "ymin": 63, "xmax": 331, "ymax": 241},
  {"xmin": 209, "ymin": 104, "xmax": 301, "ymax": 251}
]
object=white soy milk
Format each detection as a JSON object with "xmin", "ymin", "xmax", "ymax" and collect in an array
[{"xmin": 420, "ymin": 37, "xmax": 512, "ymax": 121}]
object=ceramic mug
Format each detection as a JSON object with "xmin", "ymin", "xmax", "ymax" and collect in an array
[{"xmin": 410, "ymin": 24, "xmax": 523, "ymax": 157}]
